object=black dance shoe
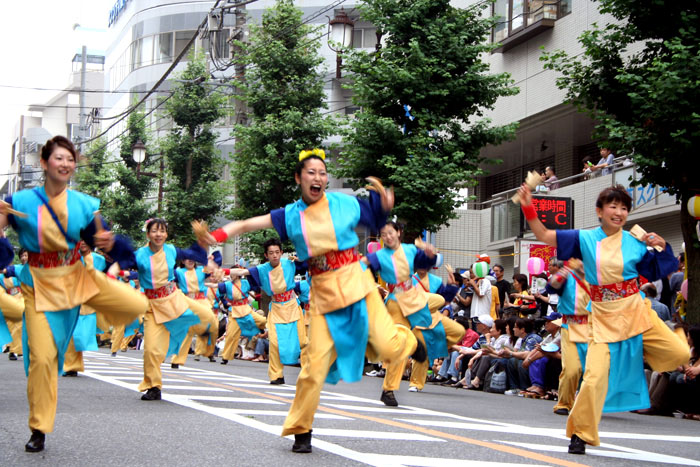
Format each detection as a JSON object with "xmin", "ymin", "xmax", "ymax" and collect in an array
[
  {"xmin": 62, "ymin": 371, "xmax": 78, "ymax": 377},
  {"xmin": 25, "ymin": 430, "xmax": 45, "ymax": 452},
  {"xmin": 9, "ymin": 352, "xmax": 17, "ymax": 361},
  {"xmin": 292, "ymin": 430, "xmax": 312, "ymax": 453},
  {"xmin": 270, "ymin": 377, "xmax": 285, "ymax": 385},
  {"xmin": 171, "ymin": 363, "xmax": 179, "ymax": 369},
  {"xmin": 380, "ymin": 390, "xmax": 399, "ymax": 407},
  {"xmin": 568, "ymin": 434, "xmax": 586, "ymax": 454},
  {"xmin": 141, "ymin": 387, "xmax": 162, "ymax": 401}
]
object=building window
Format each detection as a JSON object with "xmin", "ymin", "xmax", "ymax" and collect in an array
[
  {"xmin": 155, "ymin": 32, "xmax": 174, "ymax": 64},
  {"xmin": 175, "ymin": 30, "xmax": 196, "ymax": 58},
  {"xmin": 491, "ymin": 0, "xmax": 571, "ymax": 45},
  {"xmin": 352, "ymin": 28, "xmax": 378, "ymax": 49}
]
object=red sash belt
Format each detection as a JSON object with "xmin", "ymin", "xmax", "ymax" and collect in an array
[
  {"xmin": 145, "ymin": 281, "xmax": 177, "ymax": 300},
  {"xmin": 303, "ymin": 303, "xmax": 310, "ymax": 312},
  {"xmin": 231, "ymin": 298, "xmax": 249, "ymax": 307},
  {"xmin": 308, "ymin": 248, "xmax": 359, "ymax": 276},
  {"xmin": 562, "ymin": 314, "xmax": 588, "ymax": 325},
  {"xmin": 187, "ymin": 291, "xmax": 206, "ymax": 300},
  {"xmin": 589, "ymin": 278, "xmax": 639, "ymax": 302},
  {"xmin": 7, "ymin": 286, "xmax": 21, "ymax": 296},
  {"xmin": 272, "ymin": 289, "xmax": 294, "ymax": 303},
  {"xmin": 28, "ymin": 246, "xmax": 81, "ymax": 269},
  {"xmin": 388, "ymin": 278, "xmax": 414, "ymax": 294}
]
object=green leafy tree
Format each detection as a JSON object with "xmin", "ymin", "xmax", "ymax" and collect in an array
[
  {"xmin": 541, "ymin": 0, "xmax": 700, "ymax": 323},
  {"xmin": 163, "ymin": 52, "xmax": 227, "ymax": 247},
  {"xmin": 338, "ymin": 0, "xmax": 518, "ymax": 237},
  {"xmin": 108, "ymin": 108, "xmax": 157, "ymax": 242},
  {"xmin": 229, "ymin": 0, "xmax": 338, "ymax": 255},
  {"xmin": 74, "ymin": 138, "xmax": 113, "ymax": 200}
]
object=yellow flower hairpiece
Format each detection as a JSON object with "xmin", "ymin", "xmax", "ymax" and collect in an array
[{"xmin": 299, "ymin": 148, "xmax": 326, "ymax": 162}]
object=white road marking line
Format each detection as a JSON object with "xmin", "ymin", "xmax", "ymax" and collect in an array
[
  {"xmin": 359, "ymin": 454, "xmax": 550, "ymax": 467},
  {"xmin": 502, "ymin": 441, "xmax": 700, "ymax": 466},
  {"xmin": 174, "ymin": 395, "xmax": 284, "ymax": 404},
  {"xmin": 161, "ymin": 385, "xmax": 231, "ymax": 391},
  {"xmin": 312, "ymin": 428, "xmax": 443, "ymax": 442}
]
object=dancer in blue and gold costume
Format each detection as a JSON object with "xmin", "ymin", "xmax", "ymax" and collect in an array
[
  {"xmin": 0, "ymin": 136, "xmax": 148, "ymax": 452},
  {"xmin": 408, "ymin": 260, "xmax": 465, "ymax": 392},
  {"xmin": 134, "ymin": 218, "xmax": 213, "ymax": 400},
  {"xmin": 217, "ymin": 267, "xmax": 267, "ymax": 364},
  {"xmin": 201, "ymin": 149, "xmax": 421, "ymax": 453},
  {"xmin": 170, "ymin": 257, "xmax": 219, "ymax": 367},
  {"xmin": 229, "ymin": 237, "xmax": 307, "ymax": 384},
  {"xmin": 0, "ymin": 249, "xmax": 27, "ymax": 361},
  {"xmin": 519, "ymin": 183, "xmax": 689, "ymax": 454},
  {"xmin": 363, "ymin": 222, "xmax": 446, "ymax": 406}
]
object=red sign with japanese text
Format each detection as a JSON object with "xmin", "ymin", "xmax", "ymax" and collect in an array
[{"xmin": 530, "ymin": 196, "xmax": 574, "ymax": 230}]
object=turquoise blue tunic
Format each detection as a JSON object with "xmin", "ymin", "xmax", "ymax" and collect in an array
[
  {"xmin": 367, "ymin": 244, "xmax": 433, "ymax": 328},
  {"xmin": 412, "ymin": 272, "xmax": 460, "ymax": 364},
  {"xmin": 218, "ymin": 280, "xmax": 260, "ymax": 338},
  {"xmin": 135, "ymin": 243, "xmax": 205, "ymax": 357},
  {"xmin": 557, "ymin": 228, "xmax": 678, "ymax": 412},
  {"xmin": 0, "ymin": 267, "xmax": 23, "ymax": 347},
  {"xmin": 270, "ymin": 191, "xmax": 387, "ymax": 383},
  {"xmin": 70, "ymin": 253, "xmax": 108, "ymax": 355},
  {"xmin": 248, "ymin": 259, "xmax": 304, "ymax": 365},
  {"xmin": 6, "ymin": 187, "xmax": 135, "ymax": 376}
]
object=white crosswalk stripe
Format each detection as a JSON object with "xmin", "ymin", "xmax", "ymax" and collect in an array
[{"xmin": 81, "ymin": 351, "xmax": 700, "ymax": 467}]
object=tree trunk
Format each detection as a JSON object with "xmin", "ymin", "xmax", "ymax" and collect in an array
[{"xmin": 680, "ymin": 195, "xmax": 699, "ymax": 325}]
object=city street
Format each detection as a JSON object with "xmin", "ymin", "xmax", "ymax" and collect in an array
[{"xmin": 1, "ymin": 348, "xmax": 699, "ymax": 466}]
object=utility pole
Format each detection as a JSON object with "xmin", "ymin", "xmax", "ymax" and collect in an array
[{"xmin": 79, "ymin": 45, "xmax": 87, "ymax": 154}]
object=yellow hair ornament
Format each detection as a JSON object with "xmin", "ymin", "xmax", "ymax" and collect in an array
[{"xmin": 299, "ymin": 148, "xmax": 326, "ymax": 162}]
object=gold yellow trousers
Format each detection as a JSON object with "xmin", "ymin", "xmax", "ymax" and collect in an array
[
  {"xmin": 8, "ymin": 319, "xmax": 23, "ymax": 354},
  {"xmin": 409, "ymin": 315, "xmax": 465, "ymax": 390},
  {"xmin": 267, "ymin": 313, "xmax": 308, "ymax": 382},
  {"xmin": 566, "ymin": 309, "xmax": 689, "ymax": 446},
  {"xmin": 172, "ymin": 305, "xmax": 219, "ymax": 365},
  {"xmin": 221, "ymin": 312, "xmax": 267, "ymax": 361},
  {"xmin": 553, "ymin": 328, "xmax": 582, "ymax": 412},
  {"xmin": 63, "ymin": 339, "xmax": 83, "ymax": 372},
  {"xmin": 111, "ymin": 324, "xmax": 126, "ymax": 354},
  {"xmin": 23, "ymin": 273, "xmax": 147, "ymax": 434},
  {"xmin": 281, "ymin": 288, "xmax": 417, "ymax": 436},
  {"xmin": 138, "ymin": 297, "xmax": 213, "ymax": 391}
]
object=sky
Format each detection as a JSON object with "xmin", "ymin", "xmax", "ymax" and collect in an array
[{"xmin": 0, "ymin": 0, "xmax": 114, "ymax": 184}]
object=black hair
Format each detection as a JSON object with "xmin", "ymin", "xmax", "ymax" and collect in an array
[
  {"xmin": 455, "ymin": 316, "xmax": 471, "ymax": 330},
  {"xmin": 643, "ymin": 284, "xmax": 658, "ymax": 298},
  {"xmin": 492, "ymin": 263, "xmax": 504, "ymax": 272},
  {"xmin": 679, "ymin": 252, "xmax": 685, "ymax": 263},
  {"xmin": 546, "ymin": 166, "xmax": 555, "ymax": 173},
  {"xmin": 263, "ymin": 237, "xmax": 283, "ymax": 254},
  {"xmin": 596, "ymin": 185, "xmax": 632, "ymax": 211},
  {"xmin": 515, "ymin": 318, "xmax": 534, "ymax": 334},
  {"xmin": 19, "ymin": 248, "xmax": 28, "ymax": 257},
  {"xmin": 383, "ymin": 220, "xmax": 403, "ymax": 233},
  {"xmin": 512, "ymin": 273, "xmax": 529, "ymax": 291},
  {"xmin": 146, "ymin": 218, "xmax": 168, "ymax": 233},
  {"xmin": 506, "ymin": 316, "xmax": 518, "ymax": 345},
  {"xmin": 494, "ymin": 319, "xmax": 507, "ymax": 335},
  {"xmin": 41, "ymin": 135, "xmax": 77, "ymax": 162},
  {"xmin": 295, "ymin": 154, "xmax": 327, "ymax": 176}
]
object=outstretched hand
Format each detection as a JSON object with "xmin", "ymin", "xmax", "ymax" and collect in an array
[{"xmin": 365, "ymin": 176, "xmax": 394, "ymax": 212}]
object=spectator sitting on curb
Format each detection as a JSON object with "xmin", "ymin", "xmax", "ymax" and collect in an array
[
  {"xmin": 519, "ymin": 313, "xmax": 563, "ymax": 397},
  {"xmin": 452, "ymin": 315, "xmax": 494, "ymax": 388},
  {"xmin": 502, "ymin": 318, "xmax": 543, "ymax": 394}
]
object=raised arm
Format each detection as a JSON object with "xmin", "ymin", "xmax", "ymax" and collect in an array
[
  {"xmin": 204, "ymin": 214, "xmax": 273, "ymax": 246},
  {"xmin": 517, "ymin": 184, "xmax": 557, "ymax": 247}
]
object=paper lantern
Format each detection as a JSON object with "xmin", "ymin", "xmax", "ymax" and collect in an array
[
  {"xmin": 526, "ymin": 257, "xmax": 546, "ymax": 276},
  {"xmin": 367, "ymin": 241, "xmax": 381, "ymax": 254},
  {"xmin": 433, "ymin": 253, "xmax": 444, "ymax": 269},
  {"xmin": 688, "ymin": 195, "xmax": 700, "ymax": 220},
  {"xmin": 681, "ymin": 279, "xmax": 688, "ymax": 301},
  {"xmin": 472, "ymin": 261, "xmax": 489, "ymax": 278}
]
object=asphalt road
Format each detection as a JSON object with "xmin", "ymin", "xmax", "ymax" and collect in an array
[{"xmin": 1, "ymin": 348, "xmax": 699, "ymax": 467}]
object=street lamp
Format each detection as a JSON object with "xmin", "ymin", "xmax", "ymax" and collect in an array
[
  {"xmin": 132, "ymin": 139, "xmax": 147, "ymax": 174},
  {"xmin": 131, "ymin": 139, "xmax": 165, "ymax": 213},
  {"xmin": 328, "ymin": 9, "xmax": 354, "ymax": 79}
]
